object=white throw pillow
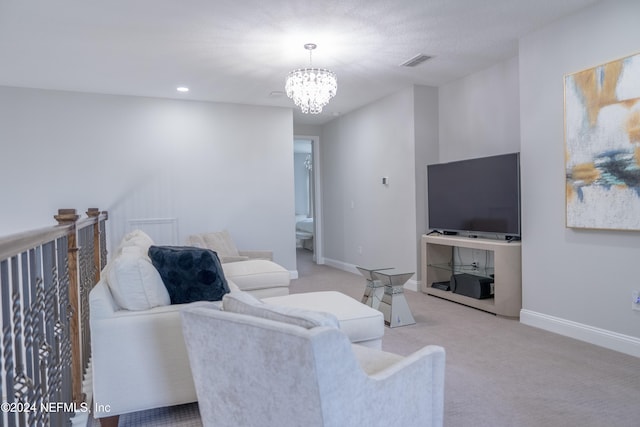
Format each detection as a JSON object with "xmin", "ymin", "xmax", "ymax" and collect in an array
[
  {"xmin": 222, "ymin": 291, "xmax": 339, "ymax": 329},
  {"xmin": 202, "ymin": 230, "xmax": 239, "ymax": 258},
  {"xmin": 116, "ymin": 229, "xmax": 155, "ymax": 258},
  {"xmin": 106, "ymin": 246, "xmax": 171, "ymax": 311},
  {"xmin": 187, "ymin": 234, "xmax": 206, "ymax": 248}
]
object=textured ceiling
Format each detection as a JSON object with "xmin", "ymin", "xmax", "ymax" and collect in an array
[{"xmin": 0, "ymin": 0, "xmax": 598, "ymax": 125}]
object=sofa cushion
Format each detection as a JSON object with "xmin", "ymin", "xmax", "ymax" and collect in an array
[
  {"xmin": 222, "ymin": 291, "xmax": 339, "ymax": 329},
  {"xmin": 264, "ymin": 291, "xmax": 385, "ymax": 345},
  {"xmin": 221, "ymin": 259, "xmax": 290, "ymax": 292},
  {"xmin": 106, "ymin": 246, "xmax": 171, "ymax": 311},
  {"xmin": 201, "ymin": 230, "xmax": 239, "ymax": 258},
  {"xmin": 148, "ymin": 246, "xmax": 230, "ymax": 304},
  {"xmin": 186, "ymin": 234, "xmax": 206, "ymax": 249}
]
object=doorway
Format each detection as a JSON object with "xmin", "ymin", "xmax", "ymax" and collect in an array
[{"xmin": 293, "ymin": 135, "xmax": 323, "ymax": 266}]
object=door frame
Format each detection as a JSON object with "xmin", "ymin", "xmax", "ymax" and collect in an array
[{"xmin": 295, "ymin": 134, "xmax": 324, "ymax": 264}]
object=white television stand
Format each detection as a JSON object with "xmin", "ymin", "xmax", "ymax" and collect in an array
[{"xmin": 420, "ymin": 234, "xmax": 522, "ymax": 318}]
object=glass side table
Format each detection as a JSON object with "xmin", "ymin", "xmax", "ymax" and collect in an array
[
  {"xmin": 356, "ymin": 266, "xmax": 393, "ymax": 310},
  {"xmin": 372, "ymin": 269, "xmax": 416, "ymax": 328}
]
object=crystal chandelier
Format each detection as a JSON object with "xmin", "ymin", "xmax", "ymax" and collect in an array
[{"xmin": 285, "ymin": 43, "xmax": 337, "ymax": 114}]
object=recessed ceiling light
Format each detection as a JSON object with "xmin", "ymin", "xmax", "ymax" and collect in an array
[{"xmin": 176, "ymin": 87, "xmax": 189, "ymax": 92}]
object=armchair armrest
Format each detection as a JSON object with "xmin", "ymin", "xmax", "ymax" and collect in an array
[
  {"xmin": 378, "ymin": 345, "xmax": 445, "ymax": 426},
  {"xmin": 351, "ymin": 344, "xmax": 445, "ymax": 427}
]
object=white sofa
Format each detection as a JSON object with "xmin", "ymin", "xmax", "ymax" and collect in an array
[
  {"xmin": 186, "ymin": 230, "xmax": 273, "ymax": 263},
  {"xmin": 90, "ymin": 285, "xmax": 385, "ymax": 420},
  {"xmin": 90, "ymin": 230, "xmax": 290, "ymax": 421},
  {"xmin": 221, "ymin": 259, "xmax": 290, "ymax": 298},
  {"xmin": 186, "ymin": 230, "xmax": 290, "ymax": 297},
  {"xmin": 90, "ymin": 230, "xmax": 384, "ymax": 422},
  {"xmin": 90, "ymin": 280, "xmax": 212, "ymax": 420}
]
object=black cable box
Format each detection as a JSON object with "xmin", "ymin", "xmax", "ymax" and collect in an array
[
  {"xmin": 451, "ymin": 273, "xmax": 494, "ymax": 299},
  {"xmin": 431, "ymin": 281, "xmax": 451, "ymax": 291}
]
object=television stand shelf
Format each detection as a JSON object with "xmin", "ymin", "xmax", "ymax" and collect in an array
[{"xmin": 420, "ymin": 234, "xmax": 521, "ymax": 318}]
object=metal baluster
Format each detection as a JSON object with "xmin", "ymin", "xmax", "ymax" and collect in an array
[
  {"xmin": 1, "ymin": 258, "xmax": 17, "ymax": 427},
  {"xmin": 43, "ymin": 241, "xmax": 60, "ymax": 427},
  {"xmin": 11, "ymin": 252, "xmax": 34, "ymax": 426},
  {"xmin": 11, "ymin": 254, "xmax": 30, "ymax": 427},
  {"xmin": 33, "ymin": 246, "xmax": 49, "ymax": 427},
  {"xmin": 22, "ymin": 249, "xmax": 40, "ymax": 425},
  {"xmin": 28, "ymin": 247, "xmax": 46, "ymax": 427},
  {"xmin": 99, "ymin": 219, "xmax": 108, "ymax": 270},
  {"xmin": 56, "ymin": 236, "xmax": 73, "ymax": 418}
]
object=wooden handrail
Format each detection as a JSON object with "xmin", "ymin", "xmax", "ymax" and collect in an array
[
  {"xmin": 0, "ymin": 224, "xmax": 72, "ymax": 261},
  {"xmin": 0, "ymin": 209, "xmax": 107, "ymax": 261}
]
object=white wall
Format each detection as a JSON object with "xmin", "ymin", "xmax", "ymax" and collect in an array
[
  {"xmin": 0, "ymin": 86, "xmax": 298, "ymax": 271},
  {"xmin": 413, "ymin": 85, "xmax": 440, "ymax": 278},
  {"xmin": 293, "ymin": 123, "xmax": 322, "ymax": 137},
  {"xmin": 320, "ymin": 86, "xmax": 438, "ymax": 279},
  {"xmin": 294, "ymin": 152, "xmax": 310, "ymax": 216},
  {"xmin": 519, "ymin": 0, "xmax": 640, "ymax": 355},
  {"xmin": 438, "ymin": 56, "xmax": 521, "ymax": 162}
]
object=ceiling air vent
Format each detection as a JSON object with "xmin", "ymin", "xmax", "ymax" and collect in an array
[{"xmin": 400, "ymin": 54, "xmax": 433, "ymax": 67}]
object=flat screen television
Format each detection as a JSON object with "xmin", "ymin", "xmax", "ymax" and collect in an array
[{"xmin": 427, "ymin": 153, "xmax": 521, "ymax": 239}]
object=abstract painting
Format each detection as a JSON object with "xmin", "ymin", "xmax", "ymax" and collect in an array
[{"xmin": 565, "ymin": 52, "xmax": 640, "ymax": 230}]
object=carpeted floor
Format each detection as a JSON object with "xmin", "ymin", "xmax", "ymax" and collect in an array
[{"xmin": 92, "ymin": 249, "xmax": 640, "ymax": 426}]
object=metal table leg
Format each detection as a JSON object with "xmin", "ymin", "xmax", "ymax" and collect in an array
[
  {"xmin": 356, "ymin": 266, "xmax": 393, "ymax": 310},
  {"xmin": 372, "ymin": 270, "xmax": 416, "ymax": 327}
]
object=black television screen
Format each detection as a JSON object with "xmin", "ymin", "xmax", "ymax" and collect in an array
[{"xmin": 427, "ymin": 153, "xmax": 521, "ymax": 238}]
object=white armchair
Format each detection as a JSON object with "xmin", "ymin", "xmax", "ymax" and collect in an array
[
  {"xmin": 181, "ymin": 306, "xmax": 446, "ymax": 427},
  {"xmin": 186, "ymin": 230, "xmax": 272, "ymax": 263}
]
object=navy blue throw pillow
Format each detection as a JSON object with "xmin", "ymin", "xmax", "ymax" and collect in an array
[{"xmin": 148, "ymin": 245, "xmax": 230, "ymax": 304}]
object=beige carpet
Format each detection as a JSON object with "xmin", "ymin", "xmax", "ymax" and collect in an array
[{"xmin": 92, "ymin": 249, "xmax": 640, "ymax": 426}]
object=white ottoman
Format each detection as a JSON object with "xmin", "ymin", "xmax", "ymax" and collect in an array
[
  {"xmin": 263, "ymin": 291, "xmax": 385, "ymax": 349},
  {"xmin": 222, "ymin": 260, "xmax": 290, "ymax": 298}
]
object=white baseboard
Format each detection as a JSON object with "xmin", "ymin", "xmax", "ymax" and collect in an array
[
  {"xmin": 323, "ymin": 258, "xmax": 418, "ymax": 291},
  {"xmin": 289, "ymin": 270, "xmax": 299, "ymax": 280},
  {"xmin": 405, "ymin": 280, "xmax": 419, "ymax": 292},
  {"xmin": 324, "ymin": 257, "xmax": 359, "ymax": 274},
  {"xmin": 520, "ymin": 309, "xmax": 640, "ymax": 358}
]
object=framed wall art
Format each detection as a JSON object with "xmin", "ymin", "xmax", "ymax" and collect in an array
[{"xmin": 564, "ymin": 52, "xmax": 640, "ymax": 230}]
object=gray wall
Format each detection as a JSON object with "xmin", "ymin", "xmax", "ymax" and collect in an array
[
  {"xmin": 320, "ymin": 86, "xmax": 438, "ymax": 282},
  {"xmin": 519, "ymin": 0, "xmax": 640, "ymax": 353},
  {"xmin": 439, "ymin": 56, "xmax": 520, "ymax": 162},
  {"xmin": 293, "ymin": 123, "xmax": 322, "ymax": 137},
  {"xmin": 413, "ymin": 85, "xmax": 440, "ymax": 276},
  {"xmin": 0, "ymin": 86, "xmax": 298, "ymax": 272}
]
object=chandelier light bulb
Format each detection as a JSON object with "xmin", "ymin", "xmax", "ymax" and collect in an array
[{"xmin": 285, "ymin": 43, "xmax": 337, "ymax": 114}]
